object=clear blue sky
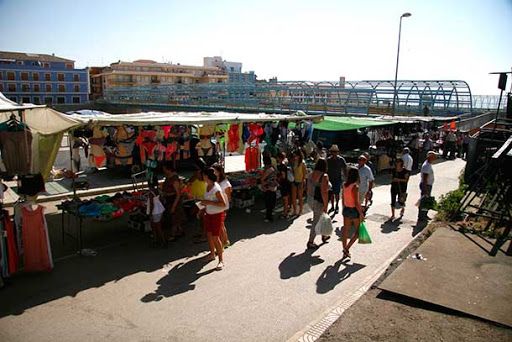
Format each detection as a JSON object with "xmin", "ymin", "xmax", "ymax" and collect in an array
[{"xmin": 1, "ymin": 0, "xmax": 511, "ymax": 95}]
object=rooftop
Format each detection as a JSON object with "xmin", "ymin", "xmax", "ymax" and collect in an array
[{"xmin": 0, "ymin": 51, "xmax": 74, "ymax": 63}]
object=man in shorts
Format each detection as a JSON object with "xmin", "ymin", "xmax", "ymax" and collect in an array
[{"xmin": 327, "ymin": 144, "xmax": 347, "ymax": 214}]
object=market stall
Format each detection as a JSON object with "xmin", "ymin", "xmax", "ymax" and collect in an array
[{"xmin": 0, "ymin": 93, "xmax": 82, "ymax": 282}]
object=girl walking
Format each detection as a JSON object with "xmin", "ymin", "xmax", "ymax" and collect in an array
[
  {"xmin": 342, "ymin": 167, "xmax": 365, "ymax": 260},
  {"xmin": 291, "ymin": 150, "xmax": 307, "ymax": 216},
  {"xmin": 201, "ymin": 168, "xmax": 228, "ymax": 269},
  {"xmin": 213, "ymin": 163, "xmax": 232, "ymax": 247}
]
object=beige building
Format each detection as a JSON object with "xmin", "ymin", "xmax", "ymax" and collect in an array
[{"xmin": 91, "ymin": 59, "xmax": 228, "ymax": 98}]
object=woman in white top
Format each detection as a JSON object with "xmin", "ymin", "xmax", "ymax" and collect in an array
[
  {"xmin": 213, "ymin": 163, "xmax": 232, "ymax": 247},
  {"xmin": 200, "ymin": 168, "xmax": 228, "ymax": 269}
]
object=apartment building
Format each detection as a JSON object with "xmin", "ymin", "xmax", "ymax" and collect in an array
[
  {"xmin": 0, "ymin": 51, "xmax": 89, "ymax": 105},
  {"xmin": 91, "ymin": 59, "xmax": 228, "ymax": 99}
]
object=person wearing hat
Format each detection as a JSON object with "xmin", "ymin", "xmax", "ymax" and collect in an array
[
  {"xmin": 357, "ymin": 154, "xmax": 374, "ymax": 211},
  {"xmin": 327, "ymin": 144, "xmax": 347, "ymax": 214},
  {"xmin": 418, "ymin": 151, "xmax": 437, "ymax": 221}
]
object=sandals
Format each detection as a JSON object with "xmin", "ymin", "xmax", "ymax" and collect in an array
[{"xmin": 342, "ymin": 248, "xmax": 351, "ymax": 260}]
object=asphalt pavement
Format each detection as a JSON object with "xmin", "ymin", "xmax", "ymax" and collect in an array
[{"xmin": 0, "ymin": 158, "xmax": 465, "ymax": 342}]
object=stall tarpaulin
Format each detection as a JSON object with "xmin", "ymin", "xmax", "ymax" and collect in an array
[
  {"xmin": 289, "ymin": 116, "xmax": 396, "ymax": 132},
  {"xmin": 67, "ymin": 111, "xmax": 323, "ymax": 127},
  {"xmin": 0, "ymin": 93, "xmax": 82, "ymax": 179}
]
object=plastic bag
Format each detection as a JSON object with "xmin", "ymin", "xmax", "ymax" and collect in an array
[
  {"xmin": 315, "ymin": 213, "xmax": 333, "ymax": 236},
  {"xmin": 358, "ymin": 221, "xmax": 372, "ymax": 244}
]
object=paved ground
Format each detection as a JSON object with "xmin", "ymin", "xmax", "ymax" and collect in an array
[{"xmin": 0, "ymin": 158, "xmax": 465, "ymax": 342}]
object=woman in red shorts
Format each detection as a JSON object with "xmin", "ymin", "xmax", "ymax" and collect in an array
[{"xmin": 200, "ymin": 168, "xmax": 228, "ymax": 270}]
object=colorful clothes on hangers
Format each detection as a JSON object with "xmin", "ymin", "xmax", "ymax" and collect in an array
[
  {"xmin": 245, "ymin": 145, "xmax": 260, "ymax": 171},
  {"xmin": 227, "ymin": 124, "xmax": 240, "ymax": 152},
  {"xmin": 3, "ymin": 211, "xmax": 18, "ymax": 274},
  {"xmin": 0, "ymin": 130, "xmax": 33, "ymax": 175},
  {"xmin": 114, "ymin": 126, "xmax": 135, "ymax": 166},
  {"xmin": 88, "ymin": 126, "xmax": 107, "ymax": 168},
  {"xmin": 21, "ymin": 205, "xmax": 53, "ymax": 272}
]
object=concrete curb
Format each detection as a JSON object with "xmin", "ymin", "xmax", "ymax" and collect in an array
[{"xmin": 289, "ymin": 228, "xmax": 426, "ymax": 342}]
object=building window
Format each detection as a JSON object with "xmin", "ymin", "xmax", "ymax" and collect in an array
[
  {"xmin": 7, "ymin": 72, "xmax": 15, "ymax": 80},
  {"xmin": 21, "ymin": 72, "xmax": 29, "ymax": 81},
  {"xmin": 32, "ymin": 72, "xmax": 39, "ymax": 81},
  {"xmin": 22, "ymin": 97, "xmax": 30, "ymax": 104},
  {"xmin": 74, "ymin": 85, "xmax": 80, "ymax": 92},
  {"xmin": 34, "ymin": 84, "xmax": 40, "ymax": 92},
  {"xmin": 57, "ymin": 73, "xmax": 65, "ymax": 81},
  {"xmin": 73, "ymin": 74, "xmax": 79, "ymax": 82},
  {"xmin": 46, "ymin": 84, "xmax": 52, "ymax": 92},
  {"xmin": 66, "ymin": 63, "xmax": 73, "ymax": 69},
  {"xmin": 43, "ymin": 63, "xmax": 50, "ymax": 68},
  {"xmin": 33, "ymin": 97, "xmax": 40, "ymax": 105},
  {"xmin": 72, "ymin": 96, "xmax": 80, "ymax": 104},
  {"xmin": 45, "ymin": 97, "xmax": 53, "ymax": 105},
  {"xmin": 22, "ymin": 84, "xmax": 30, "ymax": 92},
  {"xmin": 9, "ymin": 97, "xmax": 17, "ymax": 103},
  {"xmin": 58, "ymin": 84, "xmax": 65, "ymax": 92},
  {"xmin": 0, "ymin": 84, "xmax": 3, "ymax": 92},
  {"xmin": 0, "ymin": 72, "xmax": 2, "ymax": 80},
  {"xmin": 57, "ymin": 97, "xmax": 66, "ymax": 104},
  {"xmin": 45, "ymin": 73, "xmax": 51, "ymax": 81},
  {"xmin": 8, "ymin": 84, "xmax": 16, "ymax": 92}
]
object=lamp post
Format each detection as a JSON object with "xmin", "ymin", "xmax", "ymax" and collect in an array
[{"xmin": 392, "ymin": 12, "xmax": 411, "ymax": 116}]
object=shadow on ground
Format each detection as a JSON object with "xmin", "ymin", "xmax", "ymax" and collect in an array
[
  {"xmin": 316, "ymin": 260, "xmax": 366, "ymax": 294},
  {"xmin": 0, "ymin": 201, "xmax": 295, "ymax": 317},
  {"xmin": 279, "ymin": 249, "xmax": 325, "ymax": 280}
]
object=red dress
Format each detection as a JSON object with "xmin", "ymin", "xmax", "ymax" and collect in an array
[{"xmin": 21, "ymin": 205, "xmax": 53, "ymax": 272}]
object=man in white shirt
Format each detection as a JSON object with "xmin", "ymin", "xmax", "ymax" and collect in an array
[
  {"xmin": 358, "ymin": 155, "xmax": 374, "ymax": 210},
  {"xmin": 418, "ymin": 151, "xmax": 437, "ymax": 221},
  {"xmin": 401, "ymin": 147, "xmax": 413, "ymax": 173}
]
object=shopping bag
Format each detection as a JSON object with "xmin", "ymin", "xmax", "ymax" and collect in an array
[
  {"xmin": 315, "ymin": 213, "xmax": 333, "ymax": 236},
  {"xmin": 420, "ymin": 196, "xmax": 437, "ymax": 210},
  {"xmin": 358, "ymin": 221, "xmax": 372, "ymax": 244}
]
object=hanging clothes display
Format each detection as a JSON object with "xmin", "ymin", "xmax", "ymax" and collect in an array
[
  {"xmin": 0, "ymin": 116, "xmax": 33, "ymax": 175},
  {"xmin": 20, "ymin": 204, "xmax": 53, "ymax": 272},
  {"xmin": 227, "ymin": 124, "xmax": 241, "ymax": 152},
  {"xmin": 1, "ymin": 210, "xmax": 18, "ymax": 275},
  {"xmin": 113, "ymin": 126, "xmax": 136, "ymax": 166},
  {"xmin": 245, "ymin": 144, "xmax": 261, "ymax": 171},
  {"xmin": 88, "ymin": 126, "xmax": 108, "ymax": 168}
]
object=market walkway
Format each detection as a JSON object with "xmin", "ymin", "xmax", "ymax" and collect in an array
[{"xmin": 0, "ymin": 159, "xmax": 465, "ymax": 342}]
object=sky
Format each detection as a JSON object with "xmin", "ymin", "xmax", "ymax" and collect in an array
[{"xmin": 0, "ymin": 0, "xmax": 511, "ymax": 95}]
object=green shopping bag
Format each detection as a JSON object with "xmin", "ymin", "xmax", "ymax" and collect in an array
[{"xmin": 358, "ymin": 221, "xmax": 372, "ymax": 244}]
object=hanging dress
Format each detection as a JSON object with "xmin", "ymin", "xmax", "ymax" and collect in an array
[{"xmin": 21, "ymin": 205, "xmax": 53, "ymax": 272}]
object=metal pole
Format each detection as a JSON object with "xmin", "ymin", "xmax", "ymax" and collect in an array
[
  {"xmin": 392, "ymin": 17, "xmax": 403, "ymax": 116},
  {"xmin": 392, "ymin": 12, "xmax": 411, "ymax": 116}
]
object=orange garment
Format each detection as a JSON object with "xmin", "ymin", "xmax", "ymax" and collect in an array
[
  {"xmin": 245, "ymin": 146, "xmax": 260, "ymax": 171},
  {"xmin": 21, "ymin": 205, "xmax": 53, "ymax": 272},
  {"xmin": 343, "ymin": 183, "xmax": 357, "ymax": 208}
]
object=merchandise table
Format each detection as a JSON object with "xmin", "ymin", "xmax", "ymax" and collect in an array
[{"xmin": 57, "ymin": 192, "xmax": 147, "ymax": 253}]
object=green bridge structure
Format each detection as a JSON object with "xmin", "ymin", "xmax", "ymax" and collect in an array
[{"xmin": 101, "ymin": 80, "xmax": 500, "ymax": 116}]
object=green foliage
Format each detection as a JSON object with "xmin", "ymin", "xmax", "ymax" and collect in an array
[{"xmin": 436, "ymin": 184, "xmax": 468, "ymax": 221}]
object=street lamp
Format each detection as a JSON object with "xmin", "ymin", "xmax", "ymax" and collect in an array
[{"xmin": 392, "ymin": 12, "xmax": 412, "ymax": 116}]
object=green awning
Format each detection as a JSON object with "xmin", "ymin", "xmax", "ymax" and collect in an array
[{"xmin": 291, "ymin": 116, "xmax": 397, "ymax": 131}]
